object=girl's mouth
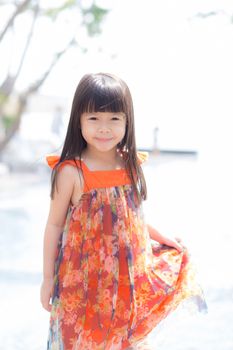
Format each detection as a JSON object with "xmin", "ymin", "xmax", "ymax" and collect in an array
[{"xmin": 95, "ymin": 137, "xmax": 113, "ymax": 142}]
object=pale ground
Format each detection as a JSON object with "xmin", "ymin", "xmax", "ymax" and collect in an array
[{"xmin": 0, "ymin": 153, "xmax": 233, "ymax": 350}]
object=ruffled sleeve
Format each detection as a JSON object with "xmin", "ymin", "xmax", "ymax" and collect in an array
[
  {"xmin": 45, "ymin": 154, "xmax": 82, "ymax": 171},
  {"xmin": 46, "ymin": 154, "xmax": 61, "ymax": 169},
  {"xmin": 137, "ymin": 151, "xmax": 149, "ymax": 165}
]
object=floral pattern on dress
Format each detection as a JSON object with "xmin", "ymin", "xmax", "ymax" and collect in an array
[{"xmin": 46, "ymin": 154, "xmax": 207, "ymax": 350}]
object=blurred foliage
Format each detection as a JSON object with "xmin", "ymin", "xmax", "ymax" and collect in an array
[
  {"xmin": 0, "ymin": 0, "xmax": 110, "ymax": 153},
  {"xmin": 43, "ymin": 0, "xmax": 78, "ymax": 19},
  {"xmin": 2, "ymin": 115, "xmax": 16, "ymax": 129},
  {"xmin": 82, "ymin": 4, "xmax": 108, "ymax": 36},
  {"xmin": 0, "ymin": 92, "xmax": 8, "ymax": 104}
]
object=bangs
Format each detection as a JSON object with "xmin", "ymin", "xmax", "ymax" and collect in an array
[{"xmin": 79, "ymin": 76, "xmax": 127, "ymax": 115}]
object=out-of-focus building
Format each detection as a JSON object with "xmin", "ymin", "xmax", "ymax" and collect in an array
[{"xmin": 1, "ymin": 93, "xmax": 68, "ymax": 172}]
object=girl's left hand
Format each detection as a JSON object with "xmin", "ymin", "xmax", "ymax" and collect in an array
[{"xmin": 162, "ymin": 236, "xmax": 187, "ymax": 253}]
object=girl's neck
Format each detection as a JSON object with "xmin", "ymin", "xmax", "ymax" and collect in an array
[{"xmin": 81, "ymin": 147, "xmax": 124, "ymax": 171}]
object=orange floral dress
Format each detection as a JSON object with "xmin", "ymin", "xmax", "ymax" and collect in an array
[{"xmin": 46, "ymin": 152, "xmax": 207, "ymax": 350}]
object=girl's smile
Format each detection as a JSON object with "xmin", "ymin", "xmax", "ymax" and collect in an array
[{"xmin": 94, "ymin": 137, "xmax": 114, "ymax": 142}]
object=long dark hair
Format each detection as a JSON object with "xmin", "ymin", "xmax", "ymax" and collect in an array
[{"xmin": 50, "ymin": 72, "xmax": 147, "ymax": 205}]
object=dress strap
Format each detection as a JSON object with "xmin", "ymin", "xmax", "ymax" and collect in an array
[
  {"xmin": 46, "ymin": 152, "xmax": 148, "ymax": 169},
  {"xmin": 45, "ymin": 152, "xmax": 147, "ymax": 193}
]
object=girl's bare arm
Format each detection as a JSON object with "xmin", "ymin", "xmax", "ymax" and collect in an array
[
  {"xmin": 42, "ymin": 165, "xmax": 75, "ymax": 280},
  {"xmin": 41, "ymin": 164, "xmax": 83, "ymax": 312},
  {"xmin": 147, "ymin": 224, "xmax": 186, "ymax": 252}
]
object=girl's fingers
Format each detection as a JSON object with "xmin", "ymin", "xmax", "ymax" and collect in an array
[
  {"xmin": 175, "ymin": 237, "xmax": 187, "ymax": 252},
  {"xmin": 175, "ymin": 242, "xmax": 184, "ymax": 252},
  {"xmin": 47, "ymin": 304, "xmax": 52, "ymax": 312},
  {"xmin": 40, "ymin": 292, "xmax": 52, "ymax": 312},
  {"xmin": 40, "ymin": 282, "xmax": 53, "ymax": 312},
  {"xmin": 41, "ymin": 300, "xmax": 52, "ymax": 312},
  {"xmin": 165, "ymin": 238, "xmax": 183, "ymax": 252}
]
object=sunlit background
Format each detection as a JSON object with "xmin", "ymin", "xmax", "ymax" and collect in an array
[{"xmin": 0, "ymin": 1, "xmax": 233, "ymax": 349}]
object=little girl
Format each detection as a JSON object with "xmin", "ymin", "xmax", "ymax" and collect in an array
[{"xmin": 40, "ymin": 72, "xmax": 207, "ymax": 350}]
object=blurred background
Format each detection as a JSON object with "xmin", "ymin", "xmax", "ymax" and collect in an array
[{"xmin": 0, "ymin": 0, "xmax": 233, "ymax": 349}]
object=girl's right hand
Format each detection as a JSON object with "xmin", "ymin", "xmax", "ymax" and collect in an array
[{"xmin": 40, "ymin": 277, "xmax": 54, "ymax": 312}]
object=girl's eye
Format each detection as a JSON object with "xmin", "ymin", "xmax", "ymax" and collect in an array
[
  {"xmin": 88, "ymin": 116, "xmax": 97, "ymax": 120},
  {"xmin": 111, "ymin": 116, "xmax": 122, "ymax": 120}
]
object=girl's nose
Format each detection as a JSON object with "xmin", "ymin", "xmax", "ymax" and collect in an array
[{"xmin": 98, "ymin": 124, "xmax": 111, "ymax": 133}]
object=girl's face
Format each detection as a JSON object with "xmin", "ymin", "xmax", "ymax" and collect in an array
[{"xmin": 80, "ymin": 111, "xmax": 126, "ymax": 153}]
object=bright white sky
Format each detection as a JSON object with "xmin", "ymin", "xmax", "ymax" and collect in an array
[{"xmin": 1, "ymin": 0, "xmax": 233, "ymax": 154}]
